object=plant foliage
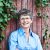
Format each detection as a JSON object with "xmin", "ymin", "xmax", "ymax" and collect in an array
[
  {"xmin": 35, "ymin": 0, "xmax": 49, "ymax": 7},
  {"xmin": 0, "ymin": 0, "xmax": 17, "ymax": 43},
  {"xmin": 0, "ymin": 0, "xmax": 17, "ymax": 31}
]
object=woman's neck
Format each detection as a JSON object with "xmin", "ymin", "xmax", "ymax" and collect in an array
[
  {"xmin": 23, "ymin": 28, "xmax": 30, "ymax": 42},
  {"xmin": 24, "ymin": 28, "xmax": 30, "ymax": 34},
  {"xmin": 24, "ymin": 28, "xmax": 30, "ymax": 38}
]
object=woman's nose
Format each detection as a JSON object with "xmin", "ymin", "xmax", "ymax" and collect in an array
[{"xmin": 24, "ymin": 18, "xmax": 26, "ymax": 21}]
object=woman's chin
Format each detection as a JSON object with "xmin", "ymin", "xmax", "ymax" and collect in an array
[{"xmin": 22, "ymin": 26, "xmax": 30, "ymax": 28}]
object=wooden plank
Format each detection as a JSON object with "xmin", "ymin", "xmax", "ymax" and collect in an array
[
  {"xmin": 6, "ymin": 19, "xmax": 17, "ymax": 50},
  {"xmin": 1, "ymin": 40, "xmax": 6, "ymax": 50},
  {"xmin": 10, "ymin": 19, "xmax": 17, "ymax": 33},
  {"xmin": 21, "ymin": 0, "xmax": 27, "ymax": 9},
  {"xmin": 1, "ymin": 30, "xmax": 6, "ymax": 50},
  {"xmin": 36, "ymin": 18, "xmax": 42, "ymax": 40},
  {"xmin": 32, "ymin": 17, "xmax": 37, "ymax": 33},
  {"xmin": 32, "ymin": 8, "xmax": 37, "ymax": 33},
  {"xmin": 27, "ymin": 0, "xmax": 33, "ymax": 12},
  {"xmin": 5, "ymin": 21, "xmax": 11, "ymax": 40},
  {"xmin": 17, "ymin": 0, "xmax": 21, "ymax": 11},
  {"xmin": 31, "ymin": 0, "xmax": 37, "ymax": 33}
]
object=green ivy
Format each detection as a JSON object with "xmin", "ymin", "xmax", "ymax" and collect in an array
[
  {"xmin": 35, "ymin": 0, "xmax": 41, "ymax": 8},
  {"xmin": 0, "ymin": 0, "xmax": 17, "ymax": 31},
  {"xmin": 35, "ymin": 0, "xmax": 50, "ymax": 49},
  {"xmin": 42, "ymin": 0, "xmax": 49, "ymax": 7},
  {"xmin": 35, "ymin": 0, "xmax": 49, "ymax": 7},
  {"xmin": 0, "ymin": 32, "xmax": 5, "ymax": 42},
  {"xmin": 0, "ymin": 0, "xmax": 18, "ymax": 43}
]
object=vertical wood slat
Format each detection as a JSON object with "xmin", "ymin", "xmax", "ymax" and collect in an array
[
  {"xmin": 36, "ymin": 18, "xmax": 42, "ymax": 40},
  {"xmin": 6, "ymin": 21, "xmax": 11, "ymax": 39},
  {"xmin": 32, "ymin": 0, "xmax": 37, "ymax": 33},
  {"xmin": 1, "ymin": 31, "xmax": 6, "ymax": 50},
  {"xmin": 10, "ymin": 19, "xmax": 17, "ymax": 33},
  {"xmin": 27, "ymin": 0, "xmax": 33, "ymax": 12},
  {"xmin": 32, "ymin": 15, "xmax": 37, "ymax": 33},
  {"xmin": 21, "ymin": 0, "xmax": 27, "ymax": 9},
  {"xmin": 17, "ymin": 0, "xmax": 21, "ymax": 11},
  {"xmin": 5, "ymin": 21, "xmax": 11, "ymax": 50}
]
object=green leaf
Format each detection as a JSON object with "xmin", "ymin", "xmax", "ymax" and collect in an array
[
  {"xmin": 1, "ymin": 33, "xmax": 5, "ymax": 38},
  {"xmin": 0, "ymin": 2, "xmax": 4, "ymax": 6},
  {"xmin": 7, "ymin": 3, "xmax": 10, "ymax": 7},
  {"xmin": 0, "ymin": 0, "xmax": 18, "ymax": 31},
  {"xmin": 4, "ymin": 2, "xmax": 11, "ymax": 8},
  {"xmin": 49, "ymin": 34, "xmax": 50, "ymax": 38},
  {"xmin": 10, "ymin": 9, "xmax": 14, "ymax": 11},
  {"xmin": 9, "ymin": 0, "xmax": 13, "ymax": 4},
  {"xmin": 35, "ymin": 0, "xmax": 41, "ymax": 7},
  {"xmin": 4, "ymin": 14, "xmax": 7, "ymax": 18},
  {"xmin": 0, "ymin": 0, "xmax": 3, "ymax": 2},
  {"xmin": 0, "ymin": 11, "xmax": 2, "ymax": 13},
  {"xmin": 7, "ymin": 18, "xmax": 11, "ymax": 20},
  {"xmin": 0, "ymin": 38, "xmax": 2, "ymax": 42},
  {"xmin": 0, "ymin": 45, "xmax": 2, "ymax": 48},
  {"xmin": 4, "ymin": 18, "xmax": 7, "ymax": 22},
  {"xmin": 0, "ymin": 23, "xmax": 5, "ymax": 30},
  {"xmin": 0, "ymin": 17, "xmax": 3, "ymax": 22},
  {"xmin": 8, "ymin": 14, "xmax": 11, "ymax": 16},
  {"xmin": 42, "ymin": 0, "xmax": 48, "ymax": 7},
  {"xmin": 3, "ymin": 14, "xmax": 8, "ymax": 22},
  {"xmin": 0, "ymin": 8, "xmax": 3, "ymax": 11}
]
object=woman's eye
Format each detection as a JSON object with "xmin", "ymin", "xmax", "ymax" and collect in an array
[
  {"xmin": 21, "ymin": 18, "xmax": 24, "ymax": 20},
  {"xmin": 26, "ymin": 18, "xmax": 29, "ymax": 19}
]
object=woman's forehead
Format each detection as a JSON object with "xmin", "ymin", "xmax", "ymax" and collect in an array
[{"xmin": 20, "ymin": 15, "xmax": 30, "ymax": 18}]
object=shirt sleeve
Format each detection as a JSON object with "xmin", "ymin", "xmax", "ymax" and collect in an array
[
  {"xmin": 36, "ymin": 36, "xmax": 43, "ymax": 50},
  {"xmin": 8, "ymin": 31, "xmax": 18, "ymax": 50}
]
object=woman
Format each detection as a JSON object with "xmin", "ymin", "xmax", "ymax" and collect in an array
[{"xmin": 8, "ymin": 9, "xmax": 43, "ymax": 50}]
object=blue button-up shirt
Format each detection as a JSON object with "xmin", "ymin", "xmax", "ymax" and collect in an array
[{"xmin": 8, "ymin": 27, "xmax": 43, "ymax": 50}]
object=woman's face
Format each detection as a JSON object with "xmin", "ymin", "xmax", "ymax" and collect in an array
[{"xmin": 20, "ymin": 15, "xmax": 32, "ymax": 29}]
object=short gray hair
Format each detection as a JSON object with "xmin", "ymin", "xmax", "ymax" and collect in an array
[{"xmin": 18, "ymin": 9, "xmax": 33, "ymax": 19}]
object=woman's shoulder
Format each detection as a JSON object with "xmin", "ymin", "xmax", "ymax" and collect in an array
[{"xmin": 10, "ymin": 29, "xmax": 19, "ymax": 36}]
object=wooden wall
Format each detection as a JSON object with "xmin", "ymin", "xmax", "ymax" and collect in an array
[{"xmin": 0, "ymin": 0, "xmax": 50, "ymax": 50}]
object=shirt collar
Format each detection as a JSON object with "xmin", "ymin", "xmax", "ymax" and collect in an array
[{"xmin": 18, "ymin": 27, "xmax": 33, "ymax": 37}]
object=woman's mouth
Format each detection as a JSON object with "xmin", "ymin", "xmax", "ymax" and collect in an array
[{"xmin": 23, "ymin": 22, "xmax": 29, "ymax": 25}]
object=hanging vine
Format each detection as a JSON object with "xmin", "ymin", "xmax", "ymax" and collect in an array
[
  {"xmin": 35, "ymin": 0, "xmax": 50, "ymax": 49},
  {"xmin": 35, "ymin": 0, "xmax": 49, "ymax": 17},
  {"xmin": 0, "ymin": 0, "xmax": 18, "ymax": 43}
]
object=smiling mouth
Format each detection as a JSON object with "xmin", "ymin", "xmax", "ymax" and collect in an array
[{"xmin": 23, "ymin": 23, "xmax": 29, "ymax": 25}]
